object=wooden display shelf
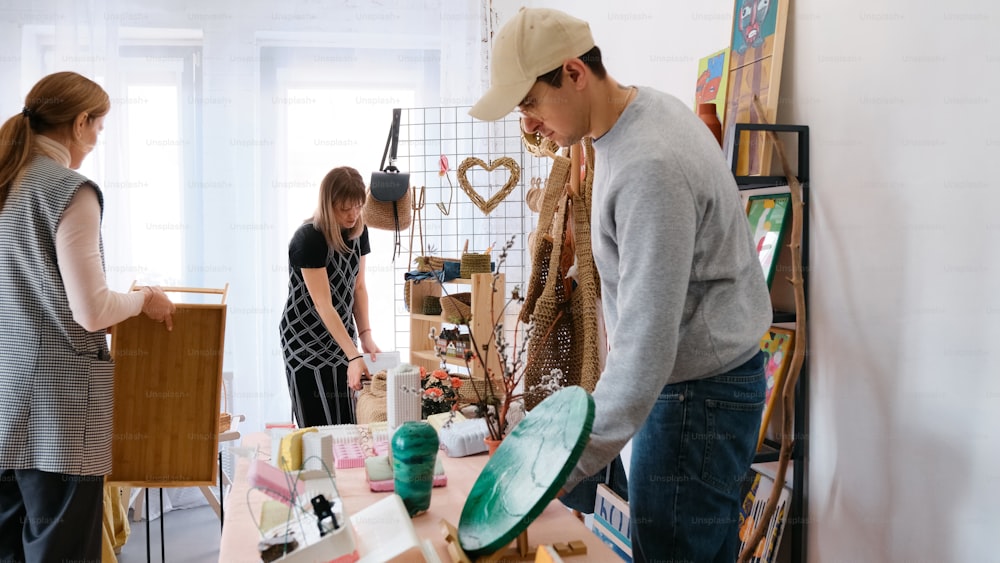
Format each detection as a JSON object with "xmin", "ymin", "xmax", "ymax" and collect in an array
[
  {"xmin": 411, "ymin": 350, "xmax": 476, "ymax": 370},
  {"xmin": 412, "ymin": 313, "xmax": 445, "ymax": 323},
  {"xmin": 408, "ymin": 273, "xmax": 502, "ymax": 380}
]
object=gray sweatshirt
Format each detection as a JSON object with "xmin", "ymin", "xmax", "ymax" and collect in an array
[{"xmin": 563, "ymin": 86, "xmax": 773, "ymax": 491}]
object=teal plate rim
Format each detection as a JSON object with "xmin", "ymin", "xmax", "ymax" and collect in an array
[{"xmin": 457, "ymin": 386, "xmax": 595, "ymax": 557}]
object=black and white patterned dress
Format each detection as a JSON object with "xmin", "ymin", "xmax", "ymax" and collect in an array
[{"xmin": 279, "ymin": 223, "xmax": 370, "ymax": 426}]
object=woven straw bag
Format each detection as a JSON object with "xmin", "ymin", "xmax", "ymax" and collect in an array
[
  {"xmin": 363, "ymin": 186, "xmax": 413, "ymax": 232},
  {"xmin": 356, "ymin": 370, "xmax": 388, "ymax": 424},
  {"xmin": 521, "ymin": 140, "xmax": 602, "ymax": 409}
]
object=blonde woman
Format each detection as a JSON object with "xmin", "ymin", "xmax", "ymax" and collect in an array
[
  {"xmin": 280, "ymin": 166, "xmax": 381, "ymax": 427},
  {"xmin": 0, "ymin": 71, "xmax": 174, "ymax": 561}
]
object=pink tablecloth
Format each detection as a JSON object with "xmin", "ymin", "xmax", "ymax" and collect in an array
[{"xmin": 218, "ymin": 432, "xmax": 615, "ymax": 562}]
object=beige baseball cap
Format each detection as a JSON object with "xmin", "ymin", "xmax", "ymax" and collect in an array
[{"xmin": 469, "ymin": 7, "xmax": 595, "ymax": 121}]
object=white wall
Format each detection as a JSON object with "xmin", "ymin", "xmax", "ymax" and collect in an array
[{"xmin": 489, "ymin": 1, "xmax": 1000, "ymax": 561}]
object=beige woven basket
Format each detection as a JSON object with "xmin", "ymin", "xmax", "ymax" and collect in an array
[
  {"xmin": 415, "ymin": 255, "xmax": 460, "ymax": 273},
  {"xmin": 356, "ymin": 370, "xmax": 388, "ymax": 424},
  {"xmin": 440, "ymin": 292, "xmax": 472, "ymax": 323},
  {"xmin": 457, "ymin": 377, "xmax": 506, "ymax": 405}
]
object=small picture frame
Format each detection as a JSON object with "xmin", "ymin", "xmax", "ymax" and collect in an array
[
  {"xmin": 746, "ymin": 194, "xmax": 791, "ymax": 288},
  {"xmin": 757, "ymin": 326, "xmax": 795, "ymax": 450}
]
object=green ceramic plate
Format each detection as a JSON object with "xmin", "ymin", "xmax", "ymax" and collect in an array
[{"xmin": 457, "ymin": 386, "xmax": 595, "ymax": 557}]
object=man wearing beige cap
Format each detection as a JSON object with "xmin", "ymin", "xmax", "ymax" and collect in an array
[{"xmin": 471, "ymin": 7, "xmax": 773, "ymax": 562}]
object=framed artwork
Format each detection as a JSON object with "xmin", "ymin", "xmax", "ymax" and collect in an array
[
  {"xmin": 724, "ymin": 0, "xmax": 790, "ymax": 175},
  {"xmin": 746, "ymin": 193, "xmax": 790, "ymax": 288},
  {"xmin": 738, "ymin": 469, "xmax": 791, "ymax": 563},
  {"xmin": 756, "ymin": 326, "xmax": 794, "ymax": 450},
  {"xmin": 695, "ymin": 47, "xmax": 731, "ymax": 124}
]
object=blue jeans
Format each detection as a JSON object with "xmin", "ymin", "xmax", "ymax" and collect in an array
[
  {"xmin": 564, "ymin": 350, "xmax": 765, "ymax": 563},
  {"xmin": 633, "ymin": 350, "xmax": 766, "ymax": 563}
]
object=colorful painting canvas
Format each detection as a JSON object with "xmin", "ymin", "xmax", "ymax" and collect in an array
[
  {"xmin": 725, "ymin": 0, "xmax": 789, "ymax": 175},
  {"xmin": 757, "ymin": 326, "xmax": 794, "ymax": 450},
  {"xmin": 738, "ymin": 470, "xmax": 791, "ymax": 563},
  {"xmin": 731, "ymin": 0, "xmax": 779, "ymax": 57},
  {"xmin": 746, "ymin": 194, "xmax": 790, "ymax": 288},
  {"xmin": 695, "ymin": 47, "xmax": 731, "ymax": 124}
]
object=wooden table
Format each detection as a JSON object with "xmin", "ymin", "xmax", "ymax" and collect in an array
[{"xmin": 218, "ymin": 432, "xmax": 615, "ymax": 562}]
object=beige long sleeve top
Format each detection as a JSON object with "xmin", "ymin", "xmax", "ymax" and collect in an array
[{"xmin": 36, "ymin": 135, "xmax": 144, "ymax": 331}]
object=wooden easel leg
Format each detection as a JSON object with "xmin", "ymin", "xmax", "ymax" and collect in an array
[{"xmin": 516, "ymin": 530, "xmax": 530, "ymax": 557}]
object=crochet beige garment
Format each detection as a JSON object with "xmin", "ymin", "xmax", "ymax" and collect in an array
[{"xmin": 521, "ymin": 139, "xmax": 602, "ymax": 409}]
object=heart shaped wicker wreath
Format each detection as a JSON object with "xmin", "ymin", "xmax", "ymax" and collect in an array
[{"xmin": 456, "ymin": 156, "xmax": 521, "ymax": 215}]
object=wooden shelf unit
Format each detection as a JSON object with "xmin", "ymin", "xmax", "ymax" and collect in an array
[{"xmin": 408, "ymin": 272, "xmax": 504, "ymax": 381}]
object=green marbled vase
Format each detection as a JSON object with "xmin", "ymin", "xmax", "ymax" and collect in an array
[{"xmin": 391, "ymin": 421, "xmax": 440, "ymax": 517}]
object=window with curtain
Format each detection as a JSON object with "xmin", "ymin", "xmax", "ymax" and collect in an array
[{"xmin": 3, "ymin": 0, "xmax": 486, "ymax": 432}]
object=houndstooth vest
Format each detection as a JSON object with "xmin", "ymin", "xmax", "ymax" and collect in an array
[{"xmin": 0, "ymin": 155, "xmax": 114, "ymax": 476}]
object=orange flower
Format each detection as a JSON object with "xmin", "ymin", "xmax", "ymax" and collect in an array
[
  {"xmin": 450, "ymin": 377, "xmax": 463, "ymax": 389},
  {"xmin": 432, "ymin": 369, "xmax": 449, "ymax": 380},
  {"xmin": 419, "ymin": 366, "xmax": 427, "ymax": 380},
  {"xmin": 425, "ymin": 387, "xmax": 443, "ymax": 398}
]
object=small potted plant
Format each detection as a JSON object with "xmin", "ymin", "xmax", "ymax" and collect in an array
[{"xmin": 418, "ymin": 365, "xmax": 463, "ymax": 419}]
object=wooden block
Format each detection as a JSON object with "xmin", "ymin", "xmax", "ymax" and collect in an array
[
  {"xmin": 567, "ymin": 540, "xmax": 587, "ymax": 554},
  {"xmin": 552, "ymin": 540, "xmax": 587, "ymax": 557}
]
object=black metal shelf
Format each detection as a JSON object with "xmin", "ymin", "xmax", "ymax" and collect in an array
[
  {"xmin": 732, "ymin": 123, "xmax": 810, "ymax": 188},
  {"xmin": 735, "ymin": 122, "xmax": 809, "ymax": 563},
  {"xmin": 772, "ymin": 311, "xmax": 796, "ymax": 324}
]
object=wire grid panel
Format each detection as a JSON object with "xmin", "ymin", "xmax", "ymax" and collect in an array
[{"xmin": 392, "ymin": 106, "xmax": 551, "ymax": 356}]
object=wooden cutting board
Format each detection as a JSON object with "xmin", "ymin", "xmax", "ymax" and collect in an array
[{"xmin": 108, "ymin": 286, "xmax": 227, "ymax": 486}]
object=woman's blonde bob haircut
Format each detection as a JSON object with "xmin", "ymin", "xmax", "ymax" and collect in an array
[{"xmin": 311, "ymin": 166, "xmax": 366, "ymax": 254}]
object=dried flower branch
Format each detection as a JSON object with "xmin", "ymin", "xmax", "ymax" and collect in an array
[{"xmin": 432, "ymin": 235, "xmax": 563, "ymax": 441}]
